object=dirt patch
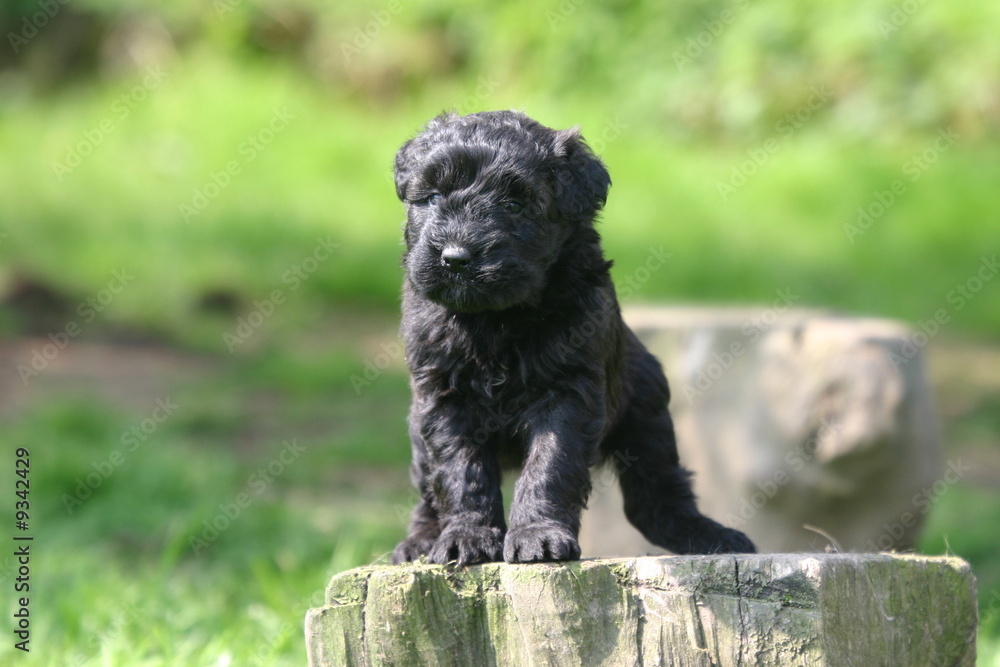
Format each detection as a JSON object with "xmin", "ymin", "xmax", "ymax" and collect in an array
[
  {"xmin": 2, "ymin": 329, "xmax": 997, "ymax": 484},
  {"xmin": 0, "ymin": 338, "xmax": 219, "ymax": 417}
]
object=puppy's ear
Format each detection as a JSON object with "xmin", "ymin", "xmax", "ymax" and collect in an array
[
  {"xmin": 552, "ymin": 127, "xmax": 611, "ymax": 221},
  {"xmin": 393, "ymin": 138, "xmax": 415, "ymax": 202}
]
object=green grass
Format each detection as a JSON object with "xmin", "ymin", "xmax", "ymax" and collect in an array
[
  {"xmin": 920, "ymin": 483, "xmax": 1000, "ymax": 640},
  {"xmin": 1, "ymin": 346, "xmax": 413, "ymax": 665}
]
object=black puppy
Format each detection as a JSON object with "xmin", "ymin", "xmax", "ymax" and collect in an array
[{"xmin": 391, "ymin": 110, "xmax": 755, "ymax": 565}]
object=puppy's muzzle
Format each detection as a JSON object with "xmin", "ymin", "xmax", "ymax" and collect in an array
[{"xmin": 440, "ymin": 245, "xmax": 473, "ymax": 273}]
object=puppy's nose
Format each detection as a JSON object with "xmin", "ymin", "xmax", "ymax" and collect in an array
[{"xmin": 441, "ymin": 245, "xmax": 472, "ymax": 272}]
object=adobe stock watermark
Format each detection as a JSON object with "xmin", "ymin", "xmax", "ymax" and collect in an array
[
  {"xmin": 681, "ymin": 287, "xmax": 800, "ymax": 403},
  {"xmin": 641, "ymin": 588, "xmax": 681, "ymax": 625},
  {"xmin": 717, "ymin": 84, "xmax": 832, "ymax": 200},
  {"xmin": 673, "ymin": 0, "xmax": 750, "ymax": 71},
  {"xmin": 66, "ymin": 600, "xmax": 143, "ymax": 667},
  {"xmin": 616, "ymin": 246, "xmax": 672, "ymax": 299},
  {"xmin": 350, "ymin": 338, "xmax": 404, "ymax": 395},
  {"xmin": 17, "ymin": 269, "xmax": 135, "ymax": 385},
  {"xmin": 189, "ymin": 439, "xmax": 306, "ymax": 555},
  {"xmin": 877, "ymin": 0, "xmax": 930, "ymax": 39},
  {"xmin": 591, "ymin": 448, "xmax": 640, "ymax": 493},
  {"xmin": 454, "ymin": 74, "xmax": 504, "ymax": 116},
  {"xmin": 865, "ymin": 458, "xmax": 970, "ymax": 551},
  {"xmin": 213, "ymin": 621, "xmax": 297, "ymax": 667},
  {"xmin": 982, "ymin": 585, "xmax": 1000, "ymax": 630},
  {"xmin": 212, "ymin": 0, "xmax": 250, "ymax": 19},
  {"xmin": 61, "ymin": 397, "xmax": 179, "ymax": 514},
  {"xmin": 544, "ymin": 246, "xmax": 672, "ymax": 367},
  {"xmin": 222, "ymin": 235, "xmax": 339, "ymax": 351},
  {"xmin": 724, "ymin": 417, "xmax": 841, "ymax": 529},
  {"xmin": 390, "ymin": 410, "xmax": 639, "ymax": 526},
  {"xmin": 392, "ymin": 487, "xmax": 425, "ymax": 528},
  {"xmin": 7, "ymin": 0, "xmax": 71, "ymax": 53},
  {"xmin": 887, "ymin": 254, "xmax": 998, "ymax": 369},
  {"xmin": 527, "ymin": 115, "xmax": 629, "ymax": 220},
  {"xmin": 352, "ymin": 237, "xmax": 658, "ymax": 396},
  {"xmin": 587, "ymin": 115, "xmax": 629, "ymax": 156},
  {"xmin": 363, "ymin": 145, "xmax": 649, "ymax": 387},
  {"xmin": 843, "ymin": 126, "xmax": 959, "ymax": 243},
  {"xmin": 245, "ymin": 621, "xmax": 295, "ymax": 667},
  {"xmin": 51, "ymin": 65, "xmax": 169, "ymax": 180},
  {"xmin": 339, "ymin": 0, "xmax": 403, "ymax": 64},
  {"xmin": 542, "ymin": 245, "xmax": 674, "ymax": 367},
  {"xmin": 180, "ymin": 107, "xmax": 296, "ymax": 222},
  {"xmin": 392, "ymin": 402, "xmax": 520, "ymax": 525},
  {"xmin": 0, "ymin": 555, "xmax": 13, "ymax": 587},
  {"xmin": 546, "ymin": 0, "xmax": 586, "ymax": 28}
]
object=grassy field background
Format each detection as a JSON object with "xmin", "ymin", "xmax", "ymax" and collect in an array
[{"xmin": 1, "ymin": 1, "xmax": 999, "ymax": 664}]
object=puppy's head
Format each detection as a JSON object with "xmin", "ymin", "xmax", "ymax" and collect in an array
[{"xmin": 394, "ymin": 110, "xmax": 611, "ymax": 313}]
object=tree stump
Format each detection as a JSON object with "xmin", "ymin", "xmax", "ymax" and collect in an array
[
  {"xmin": 579, "ymin": 307, "xmax": 942, "ymax": 557},
  {"xmin": 304, "ymin": 553, "xmax": 977, "ymax": 666}
]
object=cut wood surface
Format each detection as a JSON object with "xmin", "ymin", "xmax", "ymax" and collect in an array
[{"xmin": 304, "ymin": 553, "xmax": 977, "ymax": 667}]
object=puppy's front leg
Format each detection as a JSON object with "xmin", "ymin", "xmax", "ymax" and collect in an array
[
  {"xmin": 420, "ymin": 408, "xmax": 507, "ymax": 566},
  {"xmin": 505, "ymin": 413, "xmax": 596, "ymax": 563}
]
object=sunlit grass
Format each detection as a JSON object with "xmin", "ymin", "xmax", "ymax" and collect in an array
[
  {"xmin": 0, "ymin": 345, "xmax": 412, "ymax": 665},
  {"xmin": 2, "ymin": 50, "xmax": 998, "ymax": 347}
]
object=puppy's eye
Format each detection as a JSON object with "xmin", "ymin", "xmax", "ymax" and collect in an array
[
  {"xmin": 503, "ymin": 200, "xmax": 523, "ymax": 214},
  {"xmin": 413, "ymin": 193, "xmax": 442, "ymax": 206}
]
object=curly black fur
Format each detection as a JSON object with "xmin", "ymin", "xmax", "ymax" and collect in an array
[{"xmin": 391, "ymin": 110, "xmax": 756, "ymax": 565}]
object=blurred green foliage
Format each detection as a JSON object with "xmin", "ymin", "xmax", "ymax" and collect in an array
[
  {"xmin": 1, "ymin": 0, "xmax": 999, "ymax": 664},
  {"xmin": 1, "ymin": 0, "xmax": 999, "ymax": 342}
]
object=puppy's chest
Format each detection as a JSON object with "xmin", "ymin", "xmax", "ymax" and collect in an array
[{"xmin": 411, "ymin": 327, "xmax": 552, "ymax": 402}]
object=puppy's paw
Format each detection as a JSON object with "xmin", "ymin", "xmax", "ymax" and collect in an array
[
  {"xmin": 711, "ymin": 527, "xmax": 757, "ymax": 554},
  {"xmin": 428, "ymin": 525, "xmax": 504, "ymax": 566},
  {"xmin": 669, "ymin": 517, "xmax": 758, "ymax": 555},
  {"xmin": 504, "ymin": 523, "xmax": 580, "ymax": 563},
  {"xmin": 391, "ymin": 534, "xmax": 437, "ymax": 564}
]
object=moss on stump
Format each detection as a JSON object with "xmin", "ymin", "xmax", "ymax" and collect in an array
[{"xmin": 305, "ymin": 553, "xmax": 977, "ymax": 666}]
